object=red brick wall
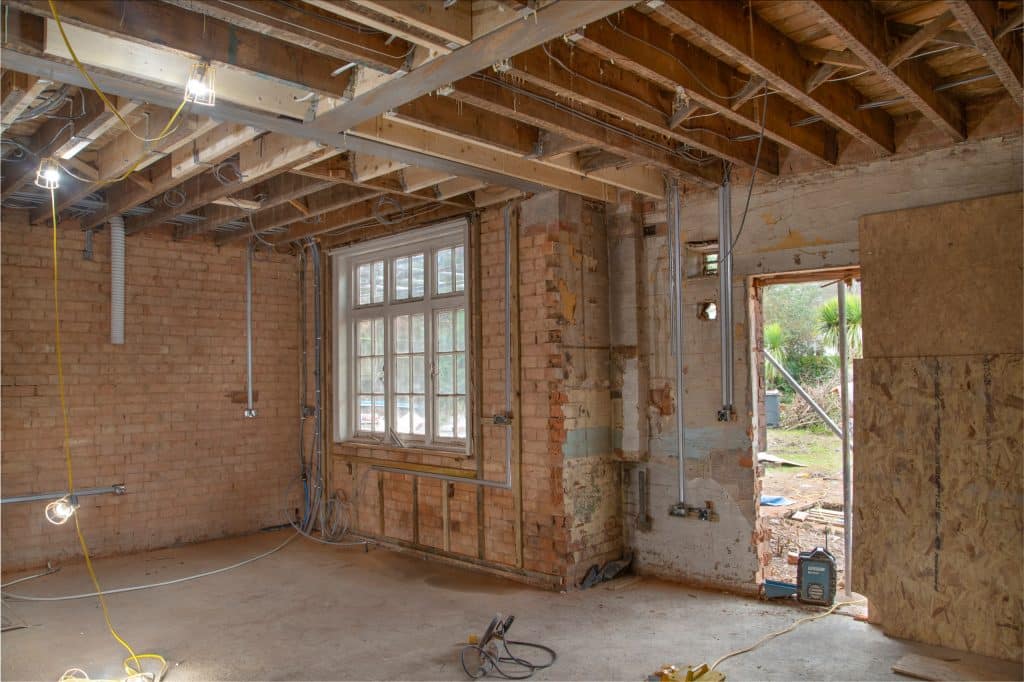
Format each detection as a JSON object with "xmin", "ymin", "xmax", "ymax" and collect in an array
[
  {"xmin": 330, "ymin": 195, "xmax": 623, "ymax": 587},
  {"xmin": 1, "ymin": 213, "xmax": 299, "ymax": 572}
]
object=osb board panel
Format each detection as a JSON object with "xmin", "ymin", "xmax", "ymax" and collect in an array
[
  {"xmin": 860, "ymin": 193, "xmax": 1023, "ymax": 358},
  {"xmin": 854, "ymin": 355, "xmax": 1023, "ymax": 662}
]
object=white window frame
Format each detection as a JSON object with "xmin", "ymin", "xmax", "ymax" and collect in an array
[{"xmin": 332, "ymin": 218, "xmax": 470, "ymax": 453}]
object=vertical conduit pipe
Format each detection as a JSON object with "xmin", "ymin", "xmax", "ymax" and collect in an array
[
  {"xmin": 718, "ymin": 177, "xmax": 734, "ymax": 419},
  {"xmin": 666, "ymin": 177, "xmax": 687, "ymax": 508},
  {"xmin": 838, "ymin": 280, "xmax": 853, "ymax": 595},
  {"xmin": 109, "ymin": 216, "xmax": 125, "ymax": 345},
  {"xmin": 244, "ymin": 239, "xmax": 257, "ymax": 418}
]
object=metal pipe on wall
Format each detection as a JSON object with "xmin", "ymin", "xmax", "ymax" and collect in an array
[
  {"xmin": 718, "ymin": 177, "xmax": 734, "ymax": 420},
  {"xmin": 2, "ymin": 484, "xmax": 126, "ymax": 505},
  {"xmin": 666, "ymin": 177, "xmax": 687, "ymax": 508},
  {"xmin": 244, "ymin": 239, "xmax": 257, "ymax": 418},
  {"xmin": 109, "ymin": 216, "xmax": 125, "ymax": 345},
  {"xmin": 838, "ymin": 280, "xmax": 853, "ymax": 595}
]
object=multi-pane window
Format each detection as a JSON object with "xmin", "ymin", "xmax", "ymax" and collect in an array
[{"xmin": 336, "ymin": 221, "xmax": 469, "ymax": 449}]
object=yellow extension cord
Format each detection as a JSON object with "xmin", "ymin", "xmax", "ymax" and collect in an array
[
  {"xmin": 50, "ymin": 190, "xmax": 168, "ymax": 682},
  {"xmin": 47, "ymin": 0, "xmax": 189, "ymax": 188}
]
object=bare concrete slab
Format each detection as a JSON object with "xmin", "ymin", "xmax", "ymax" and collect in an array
[{"xmin": 2, "ymin": 530, "xmax": 1017, "ymax": 681}]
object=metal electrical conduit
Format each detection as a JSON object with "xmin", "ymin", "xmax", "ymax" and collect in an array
[
  {"xmin": 718, "ymin": 176, "xmax": 735, "ymax": 421},
  {"xmin": 370, "ymin": 203, "xmax": 516, "ymax": 491},
  {"xmin": 244, "ymin": 238, "xmax": 257, "ymax": 418},
  {"xmin": 666, "ymin": 177, "xmax": 687, "ymax": 508}
]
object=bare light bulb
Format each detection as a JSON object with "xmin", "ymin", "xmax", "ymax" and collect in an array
[
  {"xmin": 184, "ymin": 61, "xmax": 216, "ymax": 106},
  {"xmin": 34, "ymin": 157, "xmax": 61, "ymax": 189},
  {"xmin": 45, "ymin": 495, "xmax": 79, "ymax": 525}
]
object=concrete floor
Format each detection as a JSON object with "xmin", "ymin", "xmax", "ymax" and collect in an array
[{"xmin": 2, "ymin": 530, "xmax": 1019, "ymax": 681}]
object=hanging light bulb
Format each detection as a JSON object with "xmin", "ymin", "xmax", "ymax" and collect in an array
[
  {"xmin": 45, "ymin": 494, "xmax": 79, "ymax": 525},
  {"xmin": 185, "ymin": 60, "xmax": 216, "ymax": 106},
  {"xmin": 34, "ymin": 157, "xmax": 61, "ymax": 189}
]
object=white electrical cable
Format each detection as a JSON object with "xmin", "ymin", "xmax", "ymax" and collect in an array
[{"xmin": 2, "ymin": 532, "xmax": 299, "ymax": 602}]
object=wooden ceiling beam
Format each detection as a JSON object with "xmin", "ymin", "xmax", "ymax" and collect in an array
[
  {"xmin": 947, "ymin": 1, "xmax": 1023, "ymax": 108},
  {"xmin": 306, "ymin": 0, "xmax": 634, "ymax": 135},
  {"xmin": 318, "ymin": 201, "xmax": 473, "ymax": 249},
  {"xmin": 567, "ymin": 13, "xmax": 823, "ymax": 164},
  {"xmin": 0, "ymin": 71, "xmax": 50, "ymax": 133},
  {"xmin": 158, "ymin": 0, "xmax": 411, "ymax": 73},
  {"xmin": 76, "ymin": 119, "xmax": 248, "ymax": 230},
  {"xmin": 401, "ymin": 167, "xmax": 455, "ymax": 193},
  {"xmin": 125, "ymin": 138, "xmax": 332, "ymax": 234},
  {"xmin": 887, "ymin": 10, "xmax": 956, "ymax": 68},
  {"xmin": 511, "ymin": 39, "xmax": 776, "ymax": 172},
  {"xmin": 349, "ymin": 114, "xmax": 646, "ymax": 199},
  {"xmin": 349, "ymin": 0, "xmax": 473, "ymax": 47},
  {"xmin": 799, "ymin": 1, "xmax": 965, "ymax": 140},
  {"xmin": 447, "ymin": 76, "xmax": 726, "ymax": 185},
  {"xmin": 651, "ymin": 1, "xmax": 894, "ymax": 155},
  {"xmin": 1, "ymin": 89, "xmax": 107, "ymax": 199},
  {"xmin": 307, "ymin": 0, "xmax": 456, "ymax": 53},
  {"xmin": 390, "ymin": 94, "xmax": 541, "ymax": 158}
]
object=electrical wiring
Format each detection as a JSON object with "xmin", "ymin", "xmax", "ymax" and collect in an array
[
  {"xmin": 1, "ymin": 564, "xmax": 60, "ymax": 589},
  {"xmin": 2, "ymin": 532, "xmax": 300, "ymax": 602},
  {"xmin": 708, "ymin": 597, "xmax": 866, "ymax": 672},
  {"xmin": 723, "ymin": 82, "xmax": 768, "ymax": 259},
  {"xmin": 44, "ymin": 188, "xmax": 169, "ymax": 682},
  {"xmin": 48, "ymin": 0, "xmax": 187, "ymax": 145},
  {"xmin": 14, "ymin": 85, "xmax": 70, "ymax": 122}
]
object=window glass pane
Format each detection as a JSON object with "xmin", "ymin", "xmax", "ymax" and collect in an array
[
  {"xmin": 437, "ymin": 396, "xmax": 454, "ymax": 438},
  {"xmin": 454, "ymin": 246, "xmax": 464, "ymax": 292},
  {"xmin": 373, "ymin": 318, "xmax": 384, "ymax": 355},
  {"xmin": 411, "ymin": 314, "xmax": 425, "ymax": 353},
  {"xmin": 411, "ymin": 254, "xmax": 425, "ymax": 298},
  {"xmin": 413, "ymin": 396, "xmax": 426, "ymax": 435},
  {"xmin": 373, "ymin": 260, "xmax": 384, "ymax": 303},
  {"xmin": 372, "ymin": 358, "xmax": 384, "ymax": 393},
  {"xmin": 395, "ymin": 356, "xmax": 409, "ymax": 393},
  {"xmin": 372, "ymin": 396, "xmax": 385, "ymax": 433},
  {"xmin": 358, "ymin": 396, "xmax": 373, "ymax": 431},
  {"xmin": 454, "ymin": 307, "xmax": 465, "ymax": 352},
  {"xmin": 357, "ymin": 264, "xmax": 371, "ymax": 306},
  {"xmin": 436, "ymin": 309, "xmax": 453, "ymax": 353},
  {"xmin": 358, "ymin": 319, "xmax": 372, "ymax": 355},
  {"xmin": 394, "ymin": 315, "xmax": 409, "ymax": 354},
  {"xmin": 456, "ymin": 353, "xmax": 466, "ymax": 394},
  {"xmin": 437, "ymin": 354, "xmax": 453, "ymax": 394},
  {"xmin": 358, "ymin": 358, "xmax": 373, "ymax": 393},
  {"xmin": 394, "ymin": 257, "xmax": 409, "ymax": 300},
  {"xmin": 455, "ymin": 396, "xmax": 466, "ymax": 439},
  {"xmin": 395, "ymin": 395, "xmax": 411, "ymax": 434},
  {"xmin": 436, "ymin": 248, "xmax": 452, "ymax": 294},
  {"xmin": 412, "ymin": 356, "xmax": 425, "ymax": 393}
]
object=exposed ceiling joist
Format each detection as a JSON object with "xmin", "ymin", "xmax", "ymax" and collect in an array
[
  {"xmin": 572, "ymin": 11, "xmax": 828, "ymax": 164},
  {"xmin": 349, "ymin": 0, "xmax": 473, "ymax": 47},
  {"xmin": 158, "ymin": 0, "xmax": 412, "ymax": 73},
  {"xmin": 306, "ymin": 0, "xmax": 635, "ymax": 135},
  {"xmin": 947, "ymin": 1, "xmax": 1023, "ymax": 109},
  {"xmin": 651, "ymin": 0, "xmax": 895, "ymax": 155},
  {"xmin": 799, "ymin": 0, "xmax": 965, "ymax": 141},
  {"xmin": 0, "ymin": 71, "xmax": 50, "ymax": 133}
]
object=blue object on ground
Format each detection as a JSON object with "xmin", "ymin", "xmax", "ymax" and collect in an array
[
  {"xmin": 760, "ymin": 495, "xmax": 794, "ymax": 506},
  {"xmin": 764, "ymin": 579, "xmax": 798, "ymax": 599}
]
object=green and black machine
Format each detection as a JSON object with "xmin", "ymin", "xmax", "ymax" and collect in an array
[{"xmin": 796, "ymin": 547, "xmax": 837, "ymax": 606}]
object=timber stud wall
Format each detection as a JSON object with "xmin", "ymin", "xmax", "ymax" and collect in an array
[{"xmin": 1, "ymin": 214, "xmax": 298, "ymax": 572}]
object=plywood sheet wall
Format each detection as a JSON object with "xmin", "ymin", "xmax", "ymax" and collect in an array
[
  {"xmin": 855, "ymin": 192, "xmax": 1024, "ymax": 662},
  {"xmin": 854, "ymin": 355, "xmax": 1022, "ymax": 661},
  {"xmin": 860, "ymin": 192, "xmax": 1023, "ymax": 358}
]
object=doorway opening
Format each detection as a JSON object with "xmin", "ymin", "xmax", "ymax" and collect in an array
[{"xmin": 751, "ymin": 267, "xmax": 860, "ymax": 594}]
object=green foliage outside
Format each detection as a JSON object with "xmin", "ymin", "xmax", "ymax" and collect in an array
[{"xmin": 762, "ymin": 282, "xmax": 862, "ymax": 398}]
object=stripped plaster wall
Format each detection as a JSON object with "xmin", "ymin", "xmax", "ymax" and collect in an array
[{"xmin": 616, "ymin": 134, "xmax": 1024, "ymax": 592}]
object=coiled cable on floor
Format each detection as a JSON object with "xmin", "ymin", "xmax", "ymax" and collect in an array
[{"xmin": 460, "ymin": 615, "xmax": 557, "ymax": 680}]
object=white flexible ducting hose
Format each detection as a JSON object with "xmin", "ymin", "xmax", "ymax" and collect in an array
[{"xmin": 109, "ymin": 216, "xmax": 125, "ymax": 345}]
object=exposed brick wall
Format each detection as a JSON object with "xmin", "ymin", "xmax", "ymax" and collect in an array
[
  {"xmin": 1, "ymin": 214, "xmax": 299, "ymax": 572},
  {"xmin": 330, "ymin": 195, "xmax": 623, "ymax": 587}
]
